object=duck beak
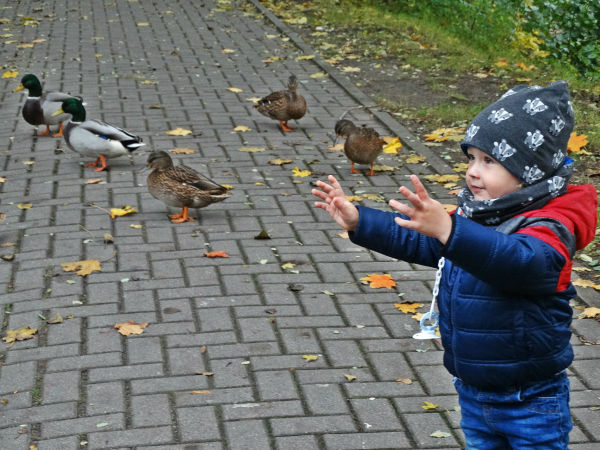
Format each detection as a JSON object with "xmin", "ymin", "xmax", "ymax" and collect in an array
[
  {"xmin": 51, "ymin": 107, "xmax": 65, "ymax": 117},
  {"xmin": 13, "ymin": 84, "xmax": 24, "ymax": 93},
  {"xmin": 139, "ymin": 164, "xmax": 150, "ymax": 173},
  {"xmin": 334, "ymin": 135, "xmax": 340, "ymax": 146}
]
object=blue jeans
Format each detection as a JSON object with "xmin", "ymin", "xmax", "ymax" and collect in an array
[{"xmin": 453, "ymin": 372, "xmax": 572, "ymax": 449}]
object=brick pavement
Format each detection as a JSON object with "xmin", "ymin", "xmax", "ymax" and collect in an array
[{"xmin": 0, "ymin": 0, "xmax": 598, "ymax": 449}]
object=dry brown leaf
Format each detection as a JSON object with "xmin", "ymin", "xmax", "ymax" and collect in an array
[
  {"xmin": 61, "ymin": 259, "xmax": 102, "ymax": 277},
  {"xmin": 395, "ymin": 378, "xmax": 413, "ymax": 384},
  {"xmin": 47, "ymin": 313, "xmax": 63, "ymax": 324},
  {"xmin": 114, "ymin": 321, "xmax": 148, "ymax": 336}
]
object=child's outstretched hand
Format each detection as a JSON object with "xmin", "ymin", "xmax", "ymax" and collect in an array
[
  {"xmin": 312, "ymin": 175, "xmax": 359, "ymax": 231},
  {"xmin": 389, "ymin": 174, "xmax": 453, "ymax": 244}
]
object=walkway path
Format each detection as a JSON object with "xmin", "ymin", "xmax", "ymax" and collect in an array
[{"xmin": 0, "ymin": 1, "xmax": 598, "ymax": 448}]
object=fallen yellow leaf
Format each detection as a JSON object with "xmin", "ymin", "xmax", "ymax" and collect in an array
[
  {"xmin": 2, "ymin": 70, "xmax": 19, "ymax": 78},
  {"xmin": 344, "ymin": 374, "xmax": 357, "ymax": 382},
  {"xmin": 166, "ymin": 128, "xmax": 192, "ymax": 136},
  {"xmin": 140, "ymin": 80, "xmax": 158, "ymax": 85},
  {"xmin": 405, "ymin": 154, "xmax": 427, "ymax": 164},
  {"xmin": 309, "ymin": 72, "xmax": 328, "ymax": 78},
  {"xmin": 578, "ymin": 307, "xmax": 600, "ymax": 319},
  {"xmin": 302, "ymin": 354, "xmax": 318, "ymax": 361},
  {"xmin": 395, "ymin": 378, "xmax": 413, "ymax": 384},
  {"xmin": 422, "ymin": 401, "xmax": 439, "ymax": 410},
  {"xmin": 296, "ymin": 54, "xmax": 315, "ymax": 60},
  {"xmin": 129, "ymin": 224, "xmax": 143, "ymax": 229},
  {"xmin": 424, "ymin": 174, "xmax": 461, "ymax": 184},
  {"xmin": 110, "ymin": 205, "xmax": 137, "ymax": 218},
  {"xmin": 233, "ymin": 125, "xmax": 251, "ymax": 132},
  {"xmin": 61, "ymin": 259, "xmax": 102, "ymax": 277},
  {"xmin": 2, "ymin": 326, "xmax": 37, "ymax": 346},
  {"xmin": 227, "ymin": 87, "xmax": 243, "ymax": 93},
  {"xmin": 383, "ymin": 137, "xmax": 403, "ymax": 154},
  {"xmin": 394, "ymin": 302, "xmax": 423, "ymax": 314},
  {"xmin": 292, "ymin": 167, "xmax": 312, "ymax": 177},
  {"xmin": 222, "ymin": 48, "xmax": 235, "ymax": 54},
  {"xmin": 114, "ymin": 321, "xmax": 148, "ymax": 336},
  {"xmin": 86, "ymin": 178, "xmax": 103, "ymax": 184},
  {"xmin": 190, "ymin": 390, "xmax": 211, "ymax": 395},
  {"xmin": 268, "ymin": 158, "xmax": 293, "ymax": 166},
  {"xmin": 169, "ymin": 147, "xmax": 195, "ymax": 154},
  {"xmin": 441, "ymin": 204, "xmax": 457, "ymax": 213},
  {"xmin": 573, "ymin": 279, "xmax": 600, "ymax": 290},
  {"xmin": 17, "ymin": 203, "xmax": 32, "ymax": 210},
  {"xmin": 362, "ymin": 193, "xmax": 385, "ymax": 202},
  {"xmin": 345, "ymin": 195, "xmax": 362, "ymax": 202}
]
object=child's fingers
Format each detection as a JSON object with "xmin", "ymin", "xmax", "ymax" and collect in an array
[
  {"xmin": 398, "ymin": 186, "xmax": 423, "ymax": 210},
  {"xmin": 389, "ymin": 199, "xmax": 412, "ymax": 217},
  {"xmin": 410, "ymin": 175, "xmax": 429, "ymax": 201}
]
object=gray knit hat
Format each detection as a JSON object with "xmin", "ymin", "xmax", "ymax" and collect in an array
[{"xmin": 461, "ymin": 81, "xmax": 573, "ymax": 185}]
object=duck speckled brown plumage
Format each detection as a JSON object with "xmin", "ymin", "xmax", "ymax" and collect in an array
[
  {"xmin": 335, "ymin": 119, "xmax": 384, "ymax": 175},
  {"xmin": 146, "ymin": 150, "xmax": 230, "ymax": 223},
  {"xmin": 254, "ymin": 75, "xmax": 306, "ymax": 132}
]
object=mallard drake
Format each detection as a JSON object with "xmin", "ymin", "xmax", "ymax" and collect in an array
[
  {"xmin": 335, "ymin": 119, "xmax": 384, "ymax": 176},
  {"xmin": 52, "ymin": 98, "xmax": 144, "ymax": 172},
  {"xmin": 254, "ymin": 74, "xmax": 307, "ymax": 132},
  {"xmin": 13, "ymin": 74, "xmax": 81, "ymax": 137},
  {"xmin": 146, "ymin": 150, "xmax": 231, "ymax": 223}
]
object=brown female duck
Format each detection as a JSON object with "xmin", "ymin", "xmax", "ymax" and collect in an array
[
  {"xmin": 254, "ymin": 75, "xmax": 307, "ymax": 132},
  {"xmin": 335, "ymin": 119, "xmax": 384, "ymax": 175},
  {"xmin": 146, "ymin": 151, "xmax": 230, "ymax": 223}
]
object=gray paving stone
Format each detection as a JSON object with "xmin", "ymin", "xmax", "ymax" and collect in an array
[{"xmin": 0, "ymin": 0, "xmax": 597, "ymax": 447}]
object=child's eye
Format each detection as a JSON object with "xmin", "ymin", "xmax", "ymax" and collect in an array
[
  {"xmin": 484, "ymin": 156, "xmax": 494, "ymax": 164},
  {"xmin": 466, "ymin": 153, "xmax": 475, "ymax": 161}
]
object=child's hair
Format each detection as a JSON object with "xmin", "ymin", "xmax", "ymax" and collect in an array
[{"xmin": 460, "ymin": 81, "xmax": 573, "ymax": 186}]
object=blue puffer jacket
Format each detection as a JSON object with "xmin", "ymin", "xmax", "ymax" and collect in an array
[{"xmin": 350, "ymin": 185, "xmax": 597, "ymax": 390}]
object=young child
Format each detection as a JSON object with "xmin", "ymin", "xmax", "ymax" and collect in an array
[{"xmin": 312, "ymin": 81, "xmax": 597, "ymax": 448}]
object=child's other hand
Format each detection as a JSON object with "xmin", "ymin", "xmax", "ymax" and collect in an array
[
  {"xmin": 389, "ymin": 174, "xmax": 453, "ymax": 244},
  {"xmin": 312, "ymin": 175, "xmax": 359, "ymax": 231}
]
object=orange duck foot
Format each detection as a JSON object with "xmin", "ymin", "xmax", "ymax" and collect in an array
[
  {"xmin": 368, "ymin": 163, "xmax": 376, "ymax": 176},
  {"xmin": 37, "ymin": 126, "xmax": 51, "ymax": 136},
  {"xmin": 52, "ymin": 123, "xmax": 64, "ymax": 138},
  {"xmin": 279, "ymin": 120, "xmax": 295, "ymax": 132},
  {"xmin": 350, "ymin": 162, "xmax": 360, "ymax": 174},
  {"xmin": 170, "ymin": 207, "xmax": 195, "ymax": 223},
  {"xmin": 85, "ymin": 155, "xmax": 108, "ymax": 172}
]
